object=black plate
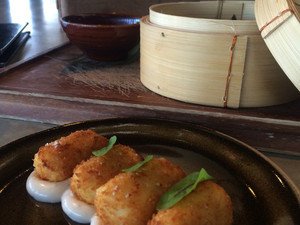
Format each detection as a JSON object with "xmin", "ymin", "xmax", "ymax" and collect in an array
[{"xmin": 0, "ymin": 118, "xmax": 299, "ymax": 225}]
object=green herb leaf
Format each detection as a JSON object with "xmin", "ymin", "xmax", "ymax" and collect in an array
[
  {"xmin": 122, "ymin": 155, "xmax": 153, "ymax": 172},
  {"xmin": 92, "ymin": 136, "xmax": 117, "ymax": 156},
  {"xmin": 156, "ymin": 168, "xmax": 213, "ymax": 211}
]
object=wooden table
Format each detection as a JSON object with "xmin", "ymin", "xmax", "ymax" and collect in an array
[
  {"xmin": 0, "ymin": 0, "xmax": 299, "ymax": 190},
  {"xmin": 1, "ymin": 44, "xmax": 300, "ymax": 155}
]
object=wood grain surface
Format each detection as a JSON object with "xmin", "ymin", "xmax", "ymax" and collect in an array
[{"xmin": 0, "ymin": 44, "xmax": 299, "ymax": 155}]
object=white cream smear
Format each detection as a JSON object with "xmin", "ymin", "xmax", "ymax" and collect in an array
[
  {"xmin": 61, "ymin": 188, "xmax": 96, "ymax": 224},
  {"xmin": 26, "ymin": 171, "xmax": 70, "ymax": 203},
  {"xmin": 90, "ymin": 214, "xmax": 100, "ymax": 225}
]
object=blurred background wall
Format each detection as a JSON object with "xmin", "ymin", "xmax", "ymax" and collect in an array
[{"xmin": 58, "ymin": 0, "xmax": 249, "ymax": 17}]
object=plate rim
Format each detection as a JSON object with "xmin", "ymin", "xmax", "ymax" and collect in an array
[{"xmin": 0, "ymin": 117, "xmax": 300, "ymax": 224}]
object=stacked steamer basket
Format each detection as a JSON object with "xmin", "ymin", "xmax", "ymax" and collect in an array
[
  {"xmin": 140, "ymin": 1, "xmax": 300, "ymax": 108},
  {"xmin": 255, "ymin": 0, "xmax": 300, "ymax": 92}
]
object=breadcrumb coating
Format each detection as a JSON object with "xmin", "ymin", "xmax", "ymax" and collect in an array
[
  {"xmin": 33, "ymin": 130, "xmax": 108, "ymax": 181},
  {"xmin": 70, "ymin": 144, "xmax": 143, "ymax": 204},
  {"xmin": 148, "ymin": 180, "xmax": 233, "ymax": 225},
  {"xmin": 94, "ymin": 157, "xmax": 186, "ymax": 225}
]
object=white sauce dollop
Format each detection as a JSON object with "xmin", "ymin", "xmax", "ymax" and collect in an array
[
  {"xmin": 90, "ymin": 214, "xmax": 100, "ymax": 225},
  {"xmin": 26, "ymin": 171, "xmax": 70, "ymax": 203},
  {"xmin": 61, "ymin": 188, "xmax": 96, "ymax": 224}
]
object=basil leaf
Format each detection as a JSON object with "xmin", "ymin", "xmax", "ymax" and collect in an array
[
  {"xmin": 156, "ymin": 168, "xmax": 213, "ymax": 210},
  {"xmin": 122, "ymin": 155, "xmax": 153, "ymax": 172},
  {"xmin": 92, "ymin": 136, "xmax": 117, "ymax": 156}
]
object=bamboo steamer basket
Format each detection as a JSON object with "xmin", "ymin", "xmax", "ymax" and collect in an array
[
  {"xmin": 255, "ymin": 0, "xmax": 300, "ymax": 92},
  {"xmin": 140, "ymin": 1, "xmax": 300, "ymax": 108}
]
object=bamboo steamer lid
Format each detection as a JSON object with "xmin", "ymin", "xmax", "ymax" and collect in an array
[
  {"xmin": 140, "ymin": 1, "xmax": 300, "ymax": 108},
  {"xmin": 255, "ymin": 0, "xmax": 300, "ymax": 92},
  {"xmin": 149, "ymin": 1, "xmax": 258, "ymax": 34}
]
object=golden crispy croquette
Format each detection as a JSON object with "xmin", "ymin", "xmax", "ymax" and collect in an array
[
  {"xmin": 70, "ymin": 144, "xmax": 143, "ymax": 204},
  {"xmin": 148, "ymin": 180, "xmax": 233, "ymax": 225},
  {"xmin": 94, "ymin": 157, "xmax": 186, "ymax": 225},
  {"xmin": 33, "ymin": 130, "xmax": 108, "ymax": 182}
]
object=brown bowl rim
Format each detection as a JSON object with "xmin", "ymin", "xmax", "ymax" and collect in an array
[{"xmin": 60, "ymin": 13, "xmax": 141, "ymax": 28}]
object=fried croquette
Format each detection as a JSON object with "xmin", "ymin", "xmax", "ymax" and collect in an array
[
  {"xmin": 33, "ymin": 130, "xmax": 108, "ymax": 182},
  {"xmin": 70, "ymin": 144, "xmax": 143, "ymax": 204},
  {"xmin": 148, "ymin": 180, "xmax": 233, "ymax": 225},
  {"xmin": 94, "ymin": 157, "xmax": 186, "ymax": 225}
]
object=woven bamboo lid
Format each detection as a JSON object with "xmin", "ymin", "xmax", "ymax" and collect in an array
[
  {"xmin": 255, "ymin": 0, "xmax": 300, "ymax": 91},
  {"xmin": 140, "ymin": 1, "xmax": 300, "ymax": 108}
]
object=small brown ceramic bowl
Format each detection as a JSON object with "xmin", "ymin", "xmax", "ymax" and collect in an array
[{"xmin": 60, "ymin": 13, "xmax": 141, "ymax": 61}]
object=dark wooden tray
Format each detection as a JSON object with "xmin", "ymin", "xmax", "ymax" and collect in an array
[{"xmin": 0, "ymin": 44, "xmax": 299, "ymax": 154}]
